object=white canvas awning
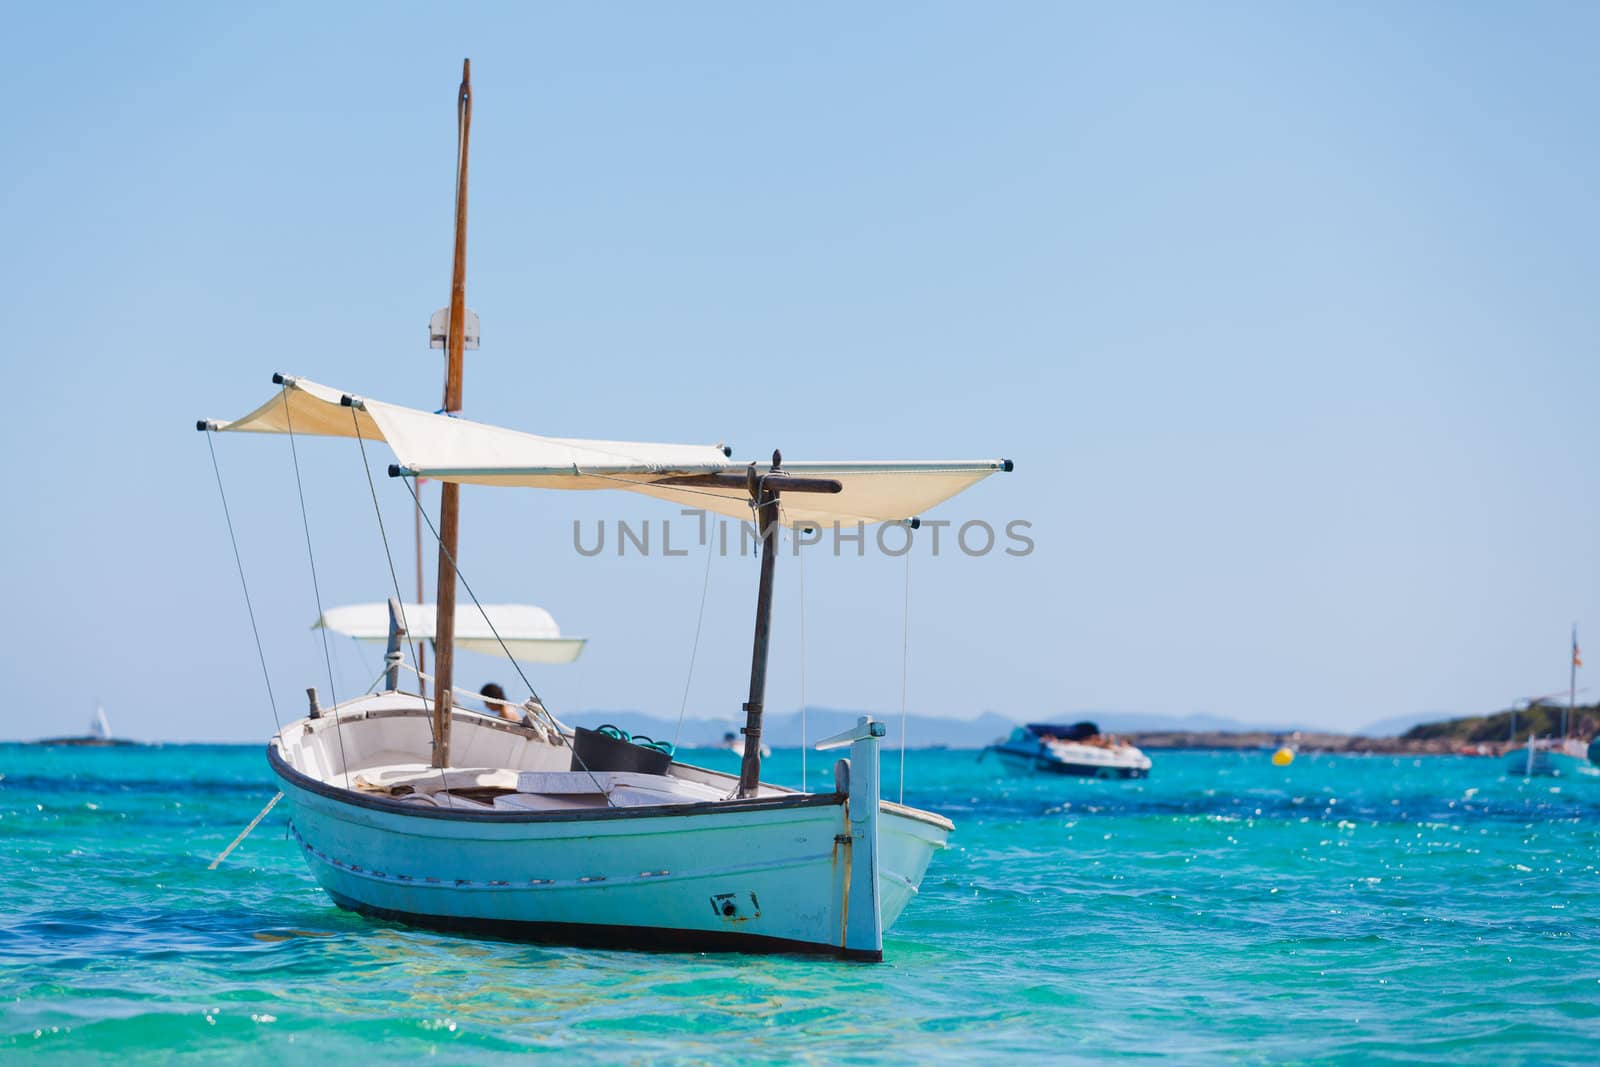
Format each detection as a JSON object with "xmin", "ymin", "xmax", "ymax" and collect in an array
[
  {"xmin": 315, "ymin": 602, "xmax": 586, "ymax": 665},
  {"xmin": 205, "ymin": 375, "xmax": 1010, "ymax": 526}
]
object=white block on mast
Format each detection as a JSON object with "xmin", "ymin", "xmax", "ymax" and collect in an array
[{"xmin": 430, "ymin": 307, "xmax": 479, "ymax": 350}]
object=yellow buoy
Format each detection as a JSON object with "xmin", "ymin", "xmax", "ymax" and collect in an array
[{"xmin": 1271, "ymin": 747, "xmax": 1295, "ymax": 767}]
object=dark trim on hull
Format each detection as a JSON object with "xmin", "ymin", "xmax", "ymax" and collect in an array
[
  {"xmin": 270, "ymin": 732, "xmax": 955, "ymax": 832},
  {"xmin": 1042, "ymin": 762, "xmax": 1148, "ymax": 779},
  {"xmin": 268, "ymin": 741, "xmax": 845, "ymax": 824},
  {"xmin": 325, "ymin": 891, "xmax": 883, "ymax": 962}
]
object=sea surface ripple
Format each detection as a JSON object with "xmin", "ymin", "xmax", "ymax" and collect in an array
[{"xmin": 3, "ymin": 744, "xmax": 1599, "ymax": 1064}]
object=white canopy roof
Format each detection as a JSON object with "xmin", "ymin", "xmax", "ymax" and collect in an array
[
  {"xmin": 207, "ymin": 375, "xmax": 1010, "ymax": 527},
  {"xmin": 315, "ymin": 602, "xmax": 586, "ymax": 665}
]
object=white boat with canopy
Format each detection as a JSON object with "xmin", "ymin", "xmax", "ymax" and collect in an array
[
  {"xmin": 316, "ymin": 602, "xmax": 585, "ymax": 666},
  {"xmin": 1504, "ymin": 640, "xmax": 1591, "ymax": 778},
  {"xmin": 197, "ymin": 62, "xmax": 1012, "ymax": 960}
]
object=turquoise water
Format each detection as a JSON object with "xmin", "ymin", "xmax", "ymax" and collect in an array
[{"xmin": 3, "ymin": 744, "xmax": 1599, "ymax": 1064}]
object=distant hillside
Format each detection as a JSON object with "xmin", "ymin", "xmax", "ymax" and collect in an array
[
  {"xmin": 1360, "ymin": 710, "xmax": 1456, "ymax": 738},
  {"xmin": 1088, "ymin": 711, "xmax": 1313, "ymax": 734},
  {"xmin": 1401, "ymin": 702, "xmax": 1598, "ymax": 745},
  {"xmin": 562, "ymin": 707, "xmax": 1019, "ymax": 749},
  {"xmin": 550, "ymin": 702, "xmax": 1600, "ymax": 755}
]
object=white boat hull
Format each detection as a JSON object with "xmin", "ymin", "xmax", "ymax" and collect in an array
[
  {"xmin": 984, "ymin": 728, "xmax": 1152, "ymax": 779},
  {"xmin": 988, "ymin": 746, "xmax": 1150, "ymax": 779},
  {"xmin": 269, "ymin": 696, "xmax": 950, "ymax": 959}
]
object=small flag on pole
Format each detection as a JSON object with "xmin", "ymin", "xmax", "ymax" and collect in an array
[{"xmin": 1575, "ymin": 628, "xmax": 1583, "ymax": 669}]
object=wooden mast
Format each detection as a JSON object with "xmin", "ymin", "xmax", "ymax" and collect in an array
[
  {"xmin": 431, "ymin": 58, "xmax": 472, "ymax": 768},
  {"xmin": 731, "ymin": 452, "xmax": 844, "ymax": 798},
  {"xmin": 663, "ymin": 453, "xmax": 839, "ymax": 795},
  {"xmin": 736, "ymin": 456, "xmax": 782, "ymax": 798}
]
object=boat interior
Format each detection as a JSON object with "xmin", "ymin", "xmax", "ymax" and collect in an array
[{"xmin": 274, "ymin": 691, "xmax": 799, "ymax": 813}]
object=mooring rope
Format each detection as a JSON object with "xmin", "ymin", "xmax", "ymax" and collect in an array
[
  {"xmin": 671, "ymin": 520, "xmax": 717, "ymax": 750},
  {"xmin": 203, "ymin": 432, "xmax": 282, "ymax": 732},
  {"xmin": 396, "ymin": 474, "xmax": 614, "ymax": 805},
  {"xmin": 208, "ymin": 792, "xmax": 283, "ymax": 870},
  {"xmin": 279, "ymin": 387, "xmax": 350, "ymax": 789}
]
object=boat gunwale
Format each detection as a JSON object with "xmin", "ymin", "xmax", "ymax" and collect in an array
[{"xmin": 267, "ymin": 738, "xmax": 954, "ymax": 831}]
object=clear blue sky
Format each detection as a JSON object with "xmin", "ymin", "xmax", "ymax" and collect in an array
[{"xmin": 2, "ymin": 3, "xmax": 1595, "ymax": 742}]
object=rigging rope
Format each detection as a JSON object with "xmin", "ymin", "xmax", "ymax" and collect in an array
[
  {"xmin": 397, "ymin": 474, "xmax": 615, "ymax": 805},
  {"xmin": 349, "ymin": 409, "xmax": 427, "ymax": 695},
  {"xmin": 899, "ymin": 539, "xmax": 912, "ymax": 805},
  {"xmin": 671, "ymin": 519, "xmax": 717, "ymax": 750},
  {"xmin": 349, "ymin": 636, "xmax": 381, "ymax": 690},
  {"xmin": 571, "ymin": 466, "xmax": 768, "ymax": 509},
  {"xmin": 203, "ymin": 432, "xmax": 282, "ymax": 731},
  {"xmin": 349, "ymin": 407, "xmax": 452, "ymax": 805},
  {"xmin": 785, "ymin": 513, "xmax": 811, "ymax": 794},
  {"xmin": 280, "ymin": 388, "xmax": 351, "ymax": 789},
  {"xmin": 327, "ymin": 626, "xmax": 348, "ymax": 690},
  {"xmin": 391, "ymin": 660, "xmax": 550, "ymax": 741}
]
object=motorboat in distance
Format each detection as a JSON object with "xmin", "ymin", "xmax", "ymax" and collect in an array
[{"xmin": 983, "ymin": 722, "xmax": 1152, "ymax": 779}]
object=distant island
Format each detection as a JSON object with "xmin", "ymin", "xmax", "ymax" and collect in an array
[
  {"xmin": 561, "ymin": 702, "xmax": 1599, "ymax": 756},
  {"xmin": 28, "ymin": 705, "xmax": 138, "ymax": 747},
  {"xmin": 28, "ymin": 736, "xmax": 139, "ymax": 748},
  {"xmin": 1124, "ymin": 701, "xmax": 1598, "ymax": 755},
  {"xmin": 562, "ymin": 707, "xmax": 1021, "ymax": 750},
  {"xmin": 9, "ymin": 703, "xmax": 1590, "ymax": 754}
]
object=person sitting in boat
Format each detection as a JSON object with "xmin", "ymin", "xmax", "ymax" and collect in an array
[{"xmin": 480, "ymin": 682, "xmax": 521, "ymax": 722}]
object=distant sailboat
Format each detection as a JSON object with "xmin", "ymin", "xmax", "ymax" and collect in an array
[{"xmin": 32, "ymin": 704, "xmax": 136, "ymax": 747}]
